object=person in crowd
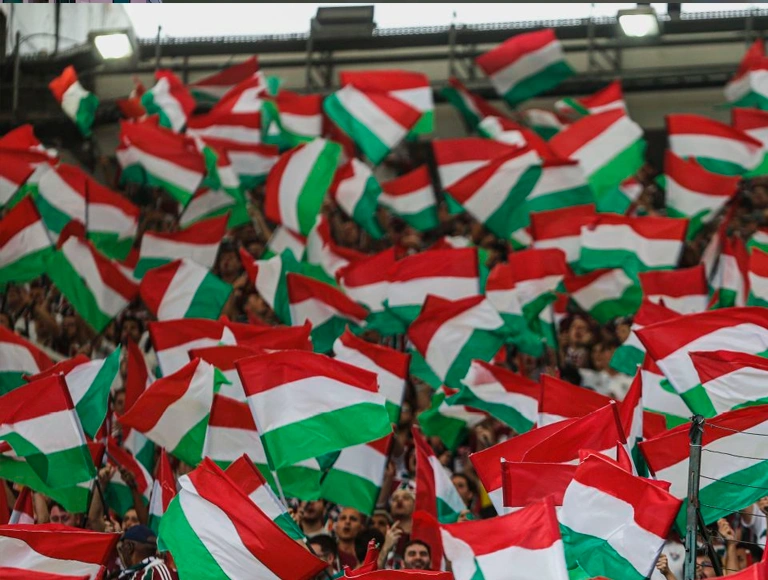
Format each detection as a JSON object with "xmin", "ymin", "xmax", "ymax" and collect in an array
[
  {"xmin": 308, "ymin": 534, "xmax": 340, "ymax": 578},
  {"xmin": 451, "ymin": 472, "xmax": 477, "ymax": 511},
  {"xmin": 369, "ymin": 509, "xmax": 393, "ymax": 537},
  {"xmin": 113, "ymin": 525, "xmax": 177, "ymax": 580},
  {"xmin": 49, "ymin": 502, "xmax": 82, "ymax": 527},
  {"xmin": 402, "ymin": 540, "xmax": 432, "ymax": 571},
  {"xmin": 299, "ymin": 499, "xmax": 329, "ymax": 538},
  {"xmin": 334, "ymin": 507, "xmax": 364, "ymax": 569}
]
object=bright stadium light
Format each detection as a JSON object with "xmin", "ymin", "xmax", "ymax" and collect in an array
[
  {"xmin": 617, "ymin": 6, "xmax": 660, "ymax": 39},
  {"xmin": 89, "ymin": 29, "xmax": 138, "ymax": 62}
]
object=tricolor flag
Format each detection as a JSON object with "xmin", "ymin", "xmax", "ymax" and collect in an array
[
  {"xmin": 0, "ymin": 524, "xmax": 119, "ymax": 580},
  {"xmin": 140, "ymin": 258, "xmax": 232, "ymax": 321},
  {"xmin": 0, "ymin": 375, "xmax": 96, "ymax": 489},
  {"xmin": 609, "ymin": 299, "xmax": 679, "ymax": 376},
  {"xmin": 190, "ymin": 57, "xmax": 261, "ymax": 104},
  {"xmin": 418, "ymin": 386, "xmax": 487, "ymax": 451},
  {"xmin": 323, "ymin": 84, "xmax": 421, "ymax": 165},
  {"xmin": 445, "ymin": 146, "xmax": 542, "ymax": 239},
  {"xmin": 337, "ymin": 248, "xmax": 398, "ymax": 331},
  {"xmin": 198, "ymin": 138, "xmax": 279, "ymax": 190},
  {"xmin": 522, "ymin": 108, "xmax": 566, "ymax": 140},
  {"xmin": 636, "ymin": 307, "xmax": 768, "ymax": 417},
  {"xmin": 0, "ymin": 149, "xmax": 37, "ymax": 208},
  {"xmin": 530, "ymin": 203, "xmax": 596, "ymax": 265},
  {"xmin": 538, "ymin": 374, "xmax": 612, "ymax": 427},
  {"xmin": 48, "ymin": 234, "xmax": 139, "ymax": 333},
  {"xmin": 48, "ymin": 66, "xmax": 99, "ymax": 137},
  {"xmin": 204, "ymin": 391, "xmax": 267, "ymax": 471},
  {"xmin": 333, "ymin": 329, "xmax": 409, "ymax": 424},
  {"xmin": 179, "ymin": 187, "xmax": 248, "ymax": 231},
  {"xmin": 667, "ymin": 113, "xmax": 762, "ymax": 176},
  {"xmin": 9, "ymin": 486, "xmax": 34, "ymax": 524},
  {"xmin": 119, "ymin": 358, "xmax": 218, "ymax": 466},
  {"xmin": 386, "ymin": 247, "xmax": 480, "ymax": 324},
  {"xmin": 186, "ymin": 85, "xmax": 264, "ymax": 147},
  {"xmin": 118, "ymin": 120, "xmax": 206, "ymax": 206},
  {"xmin": 442, "ymin": 77, "xmax": 508, "ymax": 129},
  {"xmin": 264, "ymin": 138, "xmax": 341, "ymax": 236},
  {"xmin": 502, "ymin": 461, "xmax": 576, "ymax": 510},
  {"xmin": 724, "ymin": 40, "xmax": 768, "ymax": 109},
  {"xmin": 508, "ymin": 247, "xmax": 569, "ymax": 324},
  {"xmin": 594, "ymin": 176, "xmax": 643, "ymax": 215},
  {"xmin": 261, "ymin": 91, "xmax": 324, "ymax": 148},
  {"xmin": 549, "ymin": 109, "xmax": 645, "ymax": 195},
  {"xmin": 320, "ymin": 435, "xmax": 392, "ymax": 517},
  {"xmin": 239, "ymin": 247, "xmax": 299, "ymax": 325},
  {"xmin": 638, "ymin": 264, "xmax": 709, "ymax": 315},
  {"xmin": 640, "ymin": 404, "xmax": 768, "ymax": 529},
  {"xmin": 564, "ymin": 268, "xmax": 641, "ymax": 324},
  {"xmin": 559, "ymin": 453, "xmax": 681, "ymax": 580},
  {"xmin": 476, "ymin": 28, "xmax": 573, "ymax": 106},
  {"xmin": 262, "ymin": 226, "xmax": 306, "ymax": 261},
  {"xmin": 662, "ymin": 150, "xmax": 739, "ymax": 238},
  {"xmin": 105, "ymin": 438, "xmax": 152, "ymax": 517},
  {"xmin": 148, "ymin": 449, "xmax": 175, "ymax": 533},
  {"xmin": 379, "ymin": 165, "xmax": 439, "ymax": 232},
  {"xmin": 408, "ymin": 295, "xmax": 507, "ymax": 390},
  {"xmin": 134, "ymin": 213, "xmax": 228, "ymax": 278},
  {"xmin": 0, "ymin": 326, "xmax": 52, "ymax": 395},
  {"xmin": 439, "ymin": 496, "xmax": 569, "ymax": 580},
  {"xmin": 225, "ymin": 454, "xmax": 303, "ymax": 539},
  {"xmin": 749, "ymin": 247, "xmax": 768, "ymax": 307},
  {"xmin": 638, "ymin": 356, "xmax": 690, "ymax": 429},
  {"xmin": 712, "ymin": 234, "xmax": 749, "ymax": 308},
  {"xmin": 449, "ymin": 359, "xmax": 538, "ymax": 435},
  {"xmin": 732, "ymin": 107, "xmax": 768, "ymax": 177},
  {"xmin": 690, "ymin": 350, "xmax": 768, "ymax": 415},
  {"xmin": 555, "ymin": 80, "xmax": 626, "ymax": 119},
  {"xmin": 432, "ymin": 138, "xmax": 518, "ymax": 195},
  {"xmin": 287, "ymin": 272, "xmax": 368, "ymax": 353},
  {"xmin": 236, "ymin": 350, "xmax": 391, "ymax": 469},
  {"xmin": 0, "ymin": 197, "xmax": 53, "ymax": 287},
  {"xmin": 304, "ymin": 214, "xmax": 366, "ymax": 284},
  {"xmin": 477, "ymin": 116, "xmax": 536, "ymax": 150},
  {"xmin": 188, "ymin": 344, "xmax": 256, "ymax": 404},
  {"xmin": 579, "ymin": 214, "xmax": 687, "ymax": 275},
  {"xmin": 158, "ymin": 458, "xmax": 327, "ymax": 580},
  {"xmin": 140, "ymin": 70, "xmax": 196, "ymax": 133},
  {"xmin": 330, "ymin": 158, "xmax": 384, "ymax": 238}
]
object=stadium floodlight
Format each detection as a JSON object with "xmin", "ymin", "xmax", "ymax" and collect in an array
[
  {"xmin": 89, "ymin": 29, "xmax": 137, "ymax": 61},
  {"xmin": 617, "ymin": 6, "xmax": 660, "ymax": 39}
]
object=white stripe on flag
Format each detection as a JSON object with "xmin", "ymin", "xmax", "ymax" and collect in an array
[
  {"xmin": 379, "ymin": 185, "xmax": 434, "ymax": 214},
  {"xmin": 157, "ymin": 261, "xmax": 208, "ymax": 320},
  {"xmin": 571, "ymin": 116, "xmax": 643, "ymax": 177},
  {"xmin": 334, "ymin": 86, "xmax": 404, "ymax": 148},
  {"xmin": 387, "ymin": 277, "xmax": 478, "ymax": 307},
  {"xmin": 490, "ymin": 41, "xmax": 563, "ymax": 96},
  {"xmin": 62, "ymin": 238, "xmax": 128, "ymax": 318},
  {"xmin": 669, "ymin": 134, "xmax": 760, "ymax": 170},
  {"xmin": 581, "ymin": 224, "xmax": 681, "ymax": 268}
]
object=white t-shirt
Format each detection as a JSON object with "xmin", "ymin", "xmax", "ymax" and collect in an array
[{"xmin": 650, "ymin": 540, "xmax": 685, "ymax": 580}]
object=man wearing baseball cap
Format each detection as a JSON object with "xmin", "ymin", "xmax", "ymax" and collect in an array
[{"xmin": 113, "ymin": 525, "xmax": 177, "ymax": 580}]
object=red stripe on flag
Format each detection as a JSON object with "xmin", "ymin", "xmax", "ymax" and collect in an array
[
  {"xmin": 0, "ymin": 374, "xmax": 75, "ymax": 423},
  {"xmin": 189, "ymin": 344, "xmax": 262, "ymax": 373},
  {"xmin": 208, "ymin": 394, "xmax": 257, "ymax": 430},
  {"xmin": 407, "ymin": 295, "xmax": 486, "ymax": 356},
  {"xmin": 337, "ymin": 328, "xmax": 410, "ymax": 380},
  {"xmin": 338, "ymin": 248, "xmax": 398, "ymax": 289},
  {"xmin": 508, "ymin": 247, "xmax": 570, "ymax": 283},
  {"xmin": 139, "ymin": 259, "xmax": 184, "ymax": 316},
  {"xmin": 432, "ymin": 138, "xmax": 516, "ymax": 167},
  {"xmin": 639, "ymin": 265, "xmax": 708, "ymax": 300},
  {"xmin": 539, "ymin": 374, "xmax": 613, "ymax": 420},
  {"xmin": 388, "ymin": 248, "xmax": 478, "ymax": 283},
  {"xmin": 340, "ymin": 70, "xmax": 430, "ymax": 92},
  {"xmin": 381, "ymin": 165, "xmax": 432, "ymax": 197},
  {"xmin": 48, "ymin": 66, "xmax": 79, "ymax": 103},
  {"xmin": 0, "ymin": 198, "xmax": 43, "ymax": 249},
  {"xmin": 193, "ymin": 57, "xmax": 259, "ymax": 89},
  {"xmin": 549, "ymin": 109, "xmax": 627, "ymax": 159},
  {"xmin": 666, "ymin": 114, "xmax": 762, "ymax": 146},
  {"xmin": 24, "ymin": 354, "xmax": 89, "ymax": 383},
  {"xmin": 412, "ymin": 427, "xmax": 444, "ymax": 571},
  {"xmin": 502, "ymin": 461, "xmax": 576, "ymax": 508},
  {"xmin": 664, "ymin": 151, "xmax": 740, "ymax": 197},
  {"xmin": 476, "ymin": 29, "xmax": 559, "ymax": 76},
  {"xmin": 224, "ymin": 454, "xmax": 267, "ymax": 497},
  {"xmin": 0, "ymin": 523, "xmax": 119, "ymax": 565},
  {"xmin": 690, "ymin": 350, "xmax": 768, "ymax": 384},
  {"xmin": 286, "ymin": 273, "xmax": 369, "ymax": 322},
  {"xmin": 530, "ymin": 204, "xmax": 597, "ymax": 241},
  {"xmin": 732, "ymin": 107, "xmax": 768, "ymax": 132}
]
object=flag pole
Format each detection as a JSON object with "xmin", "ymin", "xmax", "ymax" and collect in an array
[{"xmin": 270, "ymin": 468, "xmax": 289, "ymax": 508}]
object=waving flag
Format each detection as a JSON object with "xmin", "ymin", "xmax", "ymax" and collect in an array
[
  {"xmin": 305, "ymin": 214, "xmax": 366, "ymax": 284},
  {"xmin": 559, "ymin": 453, "xmax": 681, "ymax": 580},
  {"xmin": 262, "ymin": 226, "xmax": 306, "ymax": 261},
  {"xmin": 749, "ymin": 247, "xmax": 768, "ymax": 307},
  {"xmin": 610, "ymin": 300, "xmax": 679, "ymax": 376},
  {"xmin": 0, "ymin": 148, "xmax": 40, "ymax": 208},
  {"xmin": 141, "ymin": 70, "xmax": 196, "ymax": 132},
  {"xmin": 732, "ymin": 107, "xmax": 768, "ymax": 176},
  {"xmin": 265, "ymin": 138, "xmax": 341, "ymax": 236},
  {"xmin": 204, "ymin": 390, "xmax": 268, "ymax": 472},
  {"xmin": 638, "ymin": 265, "xmax": 708, "ymax": 314},
  {"xmin": 419, "ymin": 386, "xmax": 487, "ymax": 451},
  {"xmin": 0, "ymin": 197, "xmax": 53, "ymax": 287},
  {"xmin": 549, "ymin": 109, "xmax": 645, "ymax": 195},
  {"xmin": 476, "ymin": 29, "xmax": 573, "ymax": 106},
  {"xmin": 0, "ymin": 327, "xmax": 52, "ymax": 395},
  {"xmin": 48, "ymin": 66, "xmax": 99, "ymax": 137},
  {"xmin": 538, "ymin": 374, "xmax": 612, "ymax": 427},
  {"xmin": 690, "ymin": 350, "xmax": 768, "ymax": 415},
  {"xmin": 236, "ymin": 351, "xmax": 391, "ymax": 469},
  {"xmin": 187, "ymin": 79, "xmax": 265, "ymax": 146},
  {"xmin": 239, "ymin": 247, "xmax": 299, "ymax": 325},
  {"xmin": 503, "ymin": 461, "xmax": 576, "ymax": 509},
  {"xmin": 135, "ymin": 214, "xmax": 228, "ymax": 278},
  {"xmin": 432, "ymin": 138, "xmax": 518, "ymax": 196},
  {"xmin": 724, "ymin": 40, "xmax": 768, "ymax": 109},
  {"xmin": 522, "ymin": 108, "xmax": 566, "ymax": 140},
  {"xmin": 712, "ymin": 234, "xmax": 749, "ymax": 308},
  {"xmin": 441, "ymin": 76, "xmax": 508, "ymax": 129},
  {"xmin": 190, "ymin": 57, "xmax": 260, "ymax": 104},
  {"xmin": 179, "ymin": 187, "xmax": 247, "ymax": 231},
  {"xmin": 158, "ymin": 458, "xmax": 326, "ymax": 580},
  {"xmin": 337, "ymin": 248, "xmax": 398, "ymax": 328},
  {"xmin": 667, "ymin": 113, "xmax": 762, "ymax": 175},
  {"xmin": 330, "ymin": 158, "xmax": 384, "ymax": 238},
  {"xmin": 440, "ymin": 497, "xmax": 569, "ymax": 580},
  {"xmin": 555, "ymin": 80, "xmax": 626, "ymax": 119},
  {"xmin": 148, "ymin": 449, "xmax": 176, "ymax": 533},
  {"xmin": 199, "ymin": 138, "xmax": 278, "ymax": 190},
  {"xmin": 530, "ymin": 204, "xmax": 596, "ymax": 265},
  {"xmin": 638, "ymin": 356, "xmax": 690, "ymax": 429},
  {"xmin": 379, "ymin": 165, "xmax": 439, "ymax": 232},
  {"xmin": 564, "ymin": 268, "xmax": 641, "ymax": 324},
  {"xmin": 105, "ymin": 438, "xmax": 152, "ymax": 517},
  {"xmin": 637, "ymin": 307, "xmax": 768, "ymax": 416},
  {"xmin": 640, "ymin": 404, "xmax": 768, "ymax": 530}
]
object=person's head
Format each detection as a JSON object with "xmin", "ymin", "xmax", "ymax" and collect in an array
[
  {"xmin": 118, "ymin": 525, "xmax": 157, "ymax": 567},
  {"xmin": 61, "ymin": 313, "xmax": 79, "ymax": 340},
  {"xmin": 451, "ymin": 473, "xmax": 476, "ymax": 507},
  {"xmin": 49, "ymin": 502, "xmax": 81, "ymax": 527},
  {"xmin": 113, "ymin": 387, "xmax": 126, "ymax": 416},
  {"xmin": 696, "ymin": 549, "xmax": 716, "ymax": 578},
  {"xmin": 390, "ymin": 488, "xmax": 415, "ymax": 520},
  {"xmin": 0, "ymin": 312, "xmax": 11, "ymax": 330},
  {"xmin": 369, "ymin": 509, "xmax": 392, "ymax": 536},
  {"xmin": 301, "ymin": 499, "xmax": 326, "ymax": 523},
  {"xmin": 615, "ymin": 317, "xmax": 632, "ymax": 344},
  {"xmin": 559, "ymin": 364, "xmax": 583, "ymax": 386},
  {"xmin": 355, "ymin": 528, "xmax": 384, "ymax": 564},
  {"xmin": 120, "ymin": 315, "xmax": 143, "ymax": 345},
  {"xmin": 4, "ymin": 284, "xmax": 25, "ymax": 310},
  {"xmin": 403, "ymin": 540, "xmax": 431, "ymax": 570},
  {"xmin": 334, "ymin": 507, "xmax": 363, "ymax": 543},
  {"xmin": 216, "ymin": 245, "xmax": 240, "ymax": 279},
  {"xmin": 122, "ymin": 508, "xmax": 140, "ymax": 530},
  {"xmin": 308, "ymin": 534, "xmax": 338, "ymax": 570},
  {"xmin": 567, "ymin": 315, "xmax": 592, "ymax": 346}
]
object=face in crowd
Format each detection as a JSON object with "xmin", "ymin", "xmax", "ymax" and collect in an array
[{"xmin": 403, "ymin": 541, "xmax": 431, "ymax": 570}]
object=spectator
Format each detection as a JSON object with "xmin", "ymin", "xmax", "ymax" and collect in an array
[
  {"xmin": 334, "ymin": 507, "xmax": 363, "ymax": 569},
  {"xmin": 369, "ymin": 509, "xmax": 393, "ymax": 537},
  {"xmin": 49, "ymin": 502, "xmax": 82, "ymax": 527},
  {"xmin": 308, "ymin": 534, "xmax": 339, "ymax": 578},
  {"xmin": 300, "ymin": 499, "xmax": 329, "ymax": 538},
  {"xmin": 451, "ymin": 472, "xmax": 476, "ymax": 510},
  {"xmin": 402, "ymin": 540, "xmax": 432, "ymax": 570},
  {"xmin": 113, "ymin": 525, "xmax": 177, "ymax": 579}
]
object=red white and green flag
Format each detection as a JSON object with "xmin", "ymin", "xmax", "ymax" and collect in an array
[
  {"xmin": 9, "ymin": 486, "xmax": 33, "ymax": 525},
  {"xmin": 579, "ymin": 214, "xmax": 688, "ymax": 275},
  {"xmin": 0, "ymin": 196, "xmax": 53, "ymax": 287},
  {"xmin": 432, "ymin": 138, "xmax": 518, "ymax": 196},
  {"xmin": 0, "ymin": 375, "xmax": 96, "ymax": 489},
  {"xmin": 530, "ymin": 203, "xmax": 596, "ymax": 265},
  {"xmin": 441, "ymin": 76, "xmax": 508, "ymax": 130},
  {"xmin": 712, "ymin": 234, "xmax": 750, "ymax": 308},
  {"xmin": 667, "ymin": 113, "xmax": 762, "ymax": 176},
  {"xmin": 636, "ymin": 307, "xmax": 768, "ymax": 417},
  {"xmin": 0, "ymin": 327, "xmax": 52, "ymax": 395},
  {"xmin": 522, "ymin": 108, "xmax": 566, "ymax": 140},
  {"xmin": 204, "ymin": 392, "xmax": 268, "ymax": 472},
  {"xmin": 264, "ymin": 138, "xmax": 341, "ymax": 236},
  {"xmin": 636, "ymin": 356, "xmax": 690, "ymax": 429},
  {"xmin": 749, "ymin": 247, "xmax": 768, "ymax": 307},
  {"xmin": 379, "ymin": 165, "xmax": 439, "ymax": 232},
  {"xmin": 179, "ymin": 188, "xmax": 248, "ymax": 231},
  {"xmin": 48, "ymin": 233, "xmax": 139, "ymax": 333},
  {"xmin": 549, "ymin": 109, "xmax": 645, "ymax": 195},
  {"xmin": 287, "ymin": 272, "xmax": 368, "ymax": 353},
  {"xmin": 239, "ymin": 247, "xmax": 299, "ymax": 325},
  {"xmin": 559, "ymin": 453, "xmax": 681, "ymax": 580},
  {"xmin": 419, "ymin": 386, "xmax": 488, "ymax": 451},
  {"xmin": 640, "ymin": 404, "xmax": 768, "ymax": 530},
  {"xmin": 323, "ymin": 84, "xmax": 421, "ymax": 165},
  {"xmin": 555, "ymin": 80, "xmax": 626, "ymax": 120},
  {"xmin": 0, "ymin": 524, "xmax": 118, "ymax": 580},
  {"xmin": 724, "ymin": 40, "xmax": 768, "ymax": 109},
  {"xmin": 564, "ymin": 268, "xmax": 641, "ymax": 324},
  {"xmin": 477, "ymin": 116, "xmax": 540, "ymax": 151},
  {"xmin": 732, "ymin": 107, "xmax": 768, "ymax": 177},
  {"xmin": 502, "ymin": 461, "xmax": 577, "ymax": 510},
  {"xmin": 262, "ymin": 226, "xmax": 306, "ymax": 261},
  {"xmin": 140, "ymin": 258, "xmax": 232, "ymax": 321},
  {"xmin": 119, "ymin": 357, "xmax": 218, "ymax": 466},
  {"xmin": 134, "ymin": 213, "xmax": 228, "ymax": 278},
  {"xmin": 141, "ymin": 70, "xmax": 196, "ymax": 133},
  {"xmin": 0, "ymin": 149, "xmax": 37, "ymax": 208},
  {"xmin": 333, "ymin": 328, "xmax": 409, "ymax": 424},
  {"xmin": 662, "ymin": 150, "xmax": 740, "ymax": 238},
  {"xmin": 236, "ymin": 350, "xmax": 391, "ymax": 469},
  {"xmin": 158, "ymin": 458, "xmax": 327, "ymax": 580},
  {"xmin": 304, "ymin": 214, "xmax": 366, "ymax": 284},
  {"xmin": 448, "ymin": 359, "xmax": 538, "ymax": 434},
  {"xmin": 508, "ymin": 247, "xmax": 569, "ymax": 324},
  {"xmin": 638, "ymin": 264, "xmax": 709, "ymax": 315},
  {"xmin": 148, "ymin": 448, "xmax": 176, "ymax": 533},
  {"xmin": 187, "ymin": 77, "xmax": 265, "ymax": 145},
  {"xmin": 594, "ymin": 176, "xmax": 643, "ymax": 215},
  {"xmin": 337, "ymin": 248, "xmax": 397, "ymax": 318},
  {"xmin": 609, "ymin": 299, "xmax": 679, "ymax": 376},
  {"xmin": 48, "ymin": 66, "xmax": 99, "ymax": 137},
  {"xmin": 330, "ymin": 158, "xmax": 384, "ymax": 239},
  {"xmin": 320, "ymin": 435, "xmax": 392, "ymax": 517},
  {"xmin": 440, "ymin": 496, "xmax": 569, "ymax": 580},
  {"xmin": 538, "ymin": 374, "xmax": 612, "ymax": 427},
  {"xmin": 386, "ymin": 247, "xmax": 480, "ymax": 323},
  {"xmin": 190, "ymin": 57, "xmax": 261, "ymax": 104},
  {"xmin": 476, "ymin": 28, "xmax": 573, "ymax": 106},
  {"xmin": 198, "ymin": 138, "xmax": 278, "ymax": 190},
  {"xmin": 105, "ymin": 438, "xmax": 152, "ymax": 517},
  {"xmin": 691, "ymin": 349, "xmax": 768, "ymax": 416}
]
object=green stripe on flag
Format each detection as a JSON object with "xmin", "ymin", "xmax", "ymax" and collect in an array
[
  {"xmin": 87, "ymin": 232, "xmax": 134, "ymax": 262},
  {"xmin": 560, "ymin": 525, "xmax": 646, "ymax": 580},
  {"xmin": 503, "ymin": 61, "xmax": 574, "ymax": 106},
  {"xmin": 588, "ymin": 139, "xmax": 646, "ymax": 196},
  {"xmin": 34, "ymin": 190, "xmax": 74, "ymax": 238},
  {"xmin": 443, "ymin": 330, "xmax": 506, "ymax": 390},
  {"xmin": 74, "ymin": 93, "xmax": 99, "ymax": 138},
  {"xmin": 0, "ymin": 373, "xmax": 27, "ymax": 396},
  {"xmin": 0, "ymin": 454, "xmax": 91, "ymax": 513},
  {"xmin": 134, "ymin": 257, "xmax": 173, "ymax": 279},
  {"xmin": 695, "ymin": 157, "xmax": 748, "ymax": 177},
  {"xmin": 449, "ymin": 388, "xmax": 534, "ymax": 434},
  {"xmin": 323, "ymin": 94, "xmax": 390, "ymax": 165},
  {"xmin": 320, "ymin": 466, "xmax": 380, "ymax": 516},
  {"xmin": 486, "ymin": 165, "xmax": 543, "ymax": 237},
  {"xmin": 171, "ymin": 416, "xmax": 209, "ymax": 467},
  {"xmin": 0, "ymin": 247, "xmax": 53, "ymax": 288},
  {"xmin": 183, "ymin": 273, "xmax": 233, "ymax": 320},
  {"xmin": 609, "ymin": 344, "xmax": 644, "ymax": 376},
  {"xmin": 76, "ymin": 347, "xmax": 121, "ymax": 439},
  {"xmin": 0, "ymin": 433, "xmax": 95, "ymax": 489}
]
